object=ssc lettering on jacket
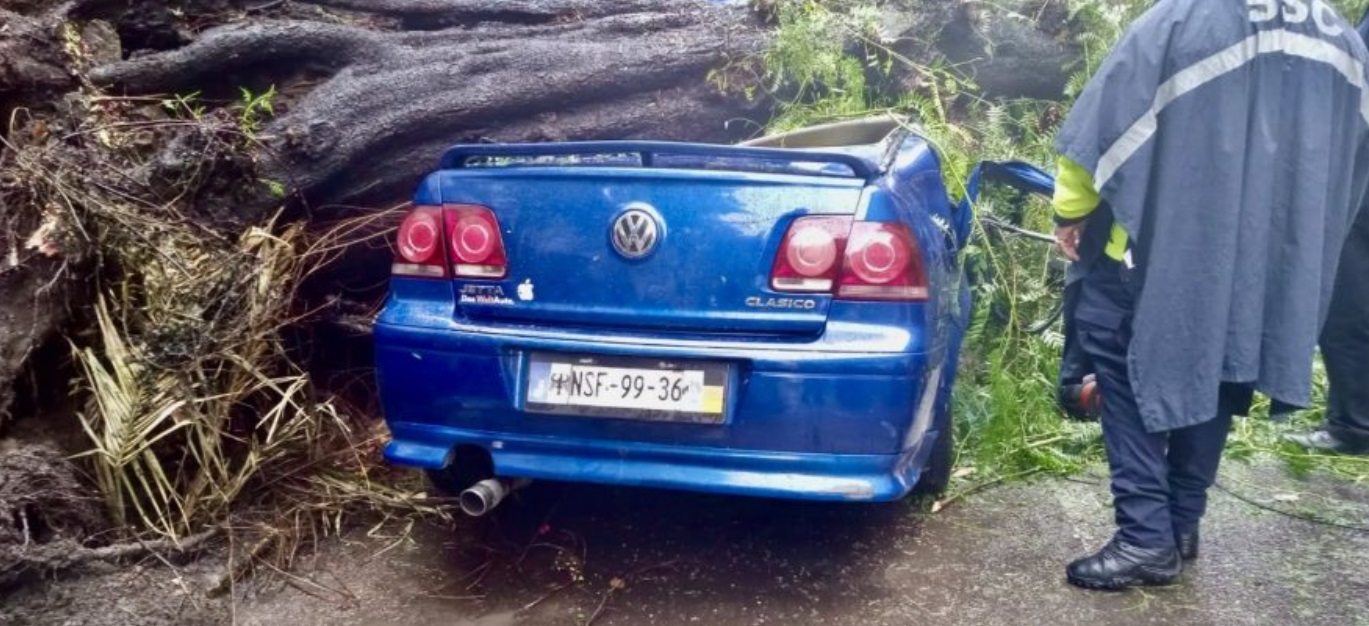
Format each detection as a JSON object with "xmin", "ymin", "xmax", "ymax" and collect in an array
[{"xmin": 1248, "ymin": 0, "xmax": 1345, "ymax": 36}]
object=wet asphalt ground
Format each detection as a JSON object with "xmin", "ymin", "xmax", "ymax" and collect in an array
[{"xmin": 229, "ymin": 459, "xmax": 1369, "ymax": 626}]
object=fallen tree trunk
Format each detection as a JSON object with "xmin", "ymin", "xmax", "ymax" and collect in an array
[
  {"xmin": 304, "ymin": 0, "xmax": 672, "ymax": 29},
  {"xmin": 89, "ymin": 0, "xmax": 768, "ymax": 220},
  {"xmin": 880, "ymin": 0, "xmax": 1081, "ymax": 101}
]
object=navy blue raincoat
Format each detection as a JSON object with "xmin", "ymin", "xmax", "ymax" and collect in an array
[{"xmin": 1056, "ymin": 0, "xmax": 1369, "ymax": 432}]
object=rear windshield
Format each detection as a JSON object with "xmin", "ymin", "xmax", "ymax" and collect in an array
[{"xmin": 457, "ymin": 152, "xmax": 859, "ymax": 178}]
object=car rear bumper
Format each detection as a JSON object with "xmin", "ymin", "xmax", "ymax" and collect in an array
[
  {"xmin": 375, "ymin": 320, "xmax": 949, "ymax": 501},
  {"xmin": 385, "ymin": 422, "xmax": 940, "ymax": 501}
]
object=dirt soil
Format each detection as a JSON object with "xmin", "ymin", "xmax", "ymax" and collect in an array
[
  {"xmin": 0, "ymin": 437, "xmax": 107, "ymax": 589},
  {"xmin": 3, "ymin": 457, "xmax": 1366, "ymax": 626}
]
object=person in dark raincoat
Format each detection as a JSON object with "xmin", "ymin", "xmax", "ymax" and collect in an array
[
  {"xmin": 1051, "ymin": 0, "xmax": 1369, "ymax": 590},
  {"xmin": 1285, "ymin": 8, "xmax": 1369, "ymax": 455}
]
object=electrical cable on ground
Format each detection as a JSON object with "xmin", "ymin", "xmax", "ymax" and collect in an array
[
  {"xmin": 1211, "ymin": 480, "xmax": 1369, "ymax": 533},
  {"xmin": 1057, "ymin": 472, "xmax": 1368, "ymax": 532}
]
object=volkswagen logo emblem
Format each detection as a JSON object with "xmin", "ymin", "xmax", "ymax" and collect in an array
[{"xmin": 611, "ymin": 206, "xmax": 660, "ymax": 259}]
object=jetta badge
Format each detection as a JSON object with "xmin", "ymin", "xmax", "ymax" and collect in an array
[{"xmin": 611, "ymin": 205, "xmax": 660, "ymax": 259}]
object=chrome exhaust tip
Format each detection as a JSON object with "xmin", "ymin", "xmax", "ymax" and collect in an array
[{"xmin": 458, "ymin": 478, "xmax": 528, "ymax": 517}]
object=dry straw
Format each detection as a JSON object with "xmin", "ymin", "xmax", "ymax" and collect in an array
[{"xmin": 2, "ymin": 76, "xmax": 449, "ymax": 544}]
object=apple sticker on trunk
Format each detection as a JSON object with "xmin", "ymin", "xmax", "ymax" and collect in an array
[{"xmin": 517, "ymin": 279, "xmax": 535, "ymax": 302}]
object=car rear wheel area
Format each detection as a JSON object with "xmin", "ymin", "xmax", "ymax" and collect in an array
[{"xmin": 912, "ymin": 419, "xmax": 954, "ymax": 496}]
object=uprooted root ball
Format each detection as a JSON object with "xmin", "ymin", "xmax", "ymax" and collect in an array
[
  {"xmin": 0, "ymin": 440, "xmax": 107, "ymax": 587},
  {"xmin": 2, "ymin": 30, "xmax": 368, "ymax": 541}
]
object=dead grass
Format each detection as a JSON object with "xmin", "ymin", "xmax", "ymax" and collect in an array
[{"xmin": 0, "ymin": 26, "xmax": 450, "ymax": 551}]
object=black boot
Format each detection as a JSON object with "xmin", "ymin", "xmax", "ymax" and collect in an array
[
  {"xmin": 1066, "ymin": 539, "xmax": 1181, "ymax": 590},
  {"xmin": 1176, "ymin": 529, "xmax": 1199, "ymax": 561}
]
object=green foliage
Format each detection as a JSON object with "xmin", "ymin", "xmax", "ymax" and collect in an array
[
  {"xmin": 161, "ymin": 91, "xmax": 206, "ymax": 120},
  {"xmin": 1061, "ymin": 0, "xmax": 1152, "ymax": 98},
  {"xmin": 760, "ymin": 0, "xmax": 976, "ymax": 133},
  {"xmin": 760, "ymin": 0, "xmax": 1369, "ymax": 498},
  {"xmin": 1227, "ymin": 361, "xmax": 1369, "ymax": 484},
  {"xmin": 1332, "ymin": 0, "xmax": 1369, "ymax": 21},
  {"xmin": 953, "ymin": 175, "xmax": 1094, "ymax": 486},
  {"xmin": 162, "ymin": 86, "xmax": 277, "ymax": 144},
  {"xmin": 262, "ymin": 178, "xmax": 287, "ymax": 198},
  {"xmin": 761, "ymin": 0, "xmax": 881, "ymax": 130},
  {"xmin": 954, "ymin": 336, "xmax": 1104, "ymax": 480},
  {"xmin": 237, "ymin": 85, "xmax": 277, "ymax": 140}
]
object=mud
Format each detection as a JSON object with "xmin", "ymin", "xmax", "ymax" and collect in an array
[
  {"xmin": 1, "ymin": 558, "xmax": 228, "ymax": 626},
  {"xmin": 6, "ymin": 457, "xmax": 1364, "ymax": 626},
  {"xmin": 233, "ymin": 460, "xmax": 1369, "ymax": 626}
]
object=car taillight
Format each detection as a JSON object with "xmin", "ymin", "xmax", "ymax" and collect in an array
[
  {"xmin": 444, "ymin": 204, "xmax": 507, "ymax": 279},
  {"xmin": 391, "ymin": 203, "xmax": 507, "ymax": 280},
  {"xmin": 771, "ymin": 216, "xmax": 850, "ymax": 292},
  {"xmin": 837, "ymin": 222, "xmax": 928, "ymax": 301},
  {"xmin": 392, "ymin": 206, "xmax": 446, "ymax": 278},
  {"xmin": 772, "ymin": 218, "xmax": 928, "ymax": 301}
]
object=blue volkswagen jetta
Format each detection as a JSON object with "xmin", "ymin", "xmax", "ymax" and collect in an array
[{"xmin": 375, "ymin": 116, "xmax": 1048, "ymax": 514}]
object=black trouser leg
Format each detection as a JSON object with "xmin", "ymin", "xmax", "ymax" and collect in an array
[
  {"xmin": 1166, "ymin": 409, "xmax": 1234, "ymax": 534},
  {"xmin": 1076, "ymin": 261, "xmax": 1174, "ymax": 550},
  {"xmin": 1080, "ymin": 322, "xmax": 1174, "ymax": 549},
  {"xmin": 1058, "ymin": 280, "xmax": 1092, "ymax": 386},
  {"xmin": 1321, "ymin": 214, "xmax": 1369, "ymax": 449},
  {"xmin": 1076, "ymin": 259, "xmax": 1231, "ymax": 549}
]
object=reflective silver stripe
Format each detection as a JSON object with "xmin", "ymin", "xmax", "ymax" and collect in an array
[{"xmin": 1095, "ymin": 29, "xmax": 1369, "ymax": 190}]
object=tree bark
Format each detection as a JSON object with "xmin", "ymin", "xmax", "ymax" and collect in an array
[{"xmin": 89, "ymin": 0, "xmax": 769, "ymax": 217}]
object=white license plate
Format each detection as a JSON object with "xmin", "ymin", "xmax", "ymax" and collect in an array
[{"xmin": 525, "ymin": 353, "xmax": 728, "ymax": 423}]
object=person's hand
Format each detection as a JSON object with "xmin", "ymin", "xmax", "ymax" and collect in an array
[{"xmin": 1055, "ymin": 222, "xmax": 1085, "ymax": 262}]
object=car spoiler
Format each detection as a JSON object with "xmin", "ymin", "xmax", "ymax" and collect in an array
[
  {"xmin": 439, "ymin": 141, "xmax": 878, "ymax": 181},
  {"xmin": 954, "ymin": 160, "xmax": 1056, "ymax": 249}
]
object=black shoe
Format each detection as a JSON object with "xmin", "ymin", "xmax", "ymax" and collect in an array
[
  {"xmin": 1066, "ymin": 539, "xmax": 1181, "ymax": 591},
  {"xmin": 1283, "ymin": 430, "xmax": 1369, "ymax": 455},
  {"xmin": 1176, "ymin": 529, "xmax": 1199, "ymax": 561}
]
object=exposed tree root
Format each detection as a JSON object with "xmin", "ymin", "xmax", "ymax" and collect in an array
[
  {"xmin": 0, "ymin": 441, "xmax": 110, "ymax": 588},
  {"xmin": 7, "ymin": 527, "xmax": 220, "ymax": 577}
]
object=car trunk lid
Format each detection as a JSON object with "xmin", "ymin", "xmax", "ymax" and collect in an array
[{"xmin": 438, "ymin": 144, "xmax": 872, "ymax": 336}]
